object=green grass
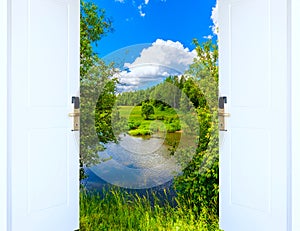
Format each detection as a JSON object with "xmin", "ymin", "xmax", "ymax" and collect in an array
[
  {"xmin": 118, "ymin": 106, "xmax": 182, "ymax": 135},
  {"xmin": 80, "ymin": 188, "xmax": 221, "ymax": 231},
  {"xmin": 119, "ymin": 106, "xmax": 142, "ymax": 120}
]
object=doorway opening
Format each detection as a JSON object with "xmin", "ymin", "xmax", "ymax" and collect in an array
[{"xmin": 79, "ymin": 1, "xmax": 219, "ymax": 230}]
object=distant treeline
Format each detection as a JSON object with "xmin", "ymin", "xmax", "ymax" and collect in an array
[{"xmin": 117, "ymin": 76, "xmax": 207, "ymax": 110}]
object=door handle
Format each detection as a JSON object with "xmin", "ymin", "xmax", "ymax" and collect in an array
[
  {"xmin": 219, "ymin": 96, "xmax": 229, "ymax": 131},
  {"xmin": 69, "ymin": 96, "xmax": 80, "ymax": 131},
  {"xmin": 218, "ymin": 112, "xmax": 230, "ymax": 117}
]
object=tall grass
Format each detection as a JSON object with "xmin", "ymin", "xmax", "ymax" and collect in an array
[{"xmin": 80, "ymin": 188, "xmax": 221, "ymax": 231}]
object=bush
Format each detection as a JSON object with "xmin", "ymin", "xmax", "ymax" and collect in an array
[
  {"xmin": 155, "ymin": 115, "xmax": 165, "ymax": 120},
  {"xmin": 158, "ymin": 104, "xmax": 165, "ymax": 111},
  {"xmin": 165, "ymin": 124, "xmax": 179, "ymax": 133},
  {"xmin": 128, "ymin": 129, "xmax": 152, "ymax": 136},
  {"xmin": 128, "ymin": 120, "xmax": 141, "ymax": 129}
]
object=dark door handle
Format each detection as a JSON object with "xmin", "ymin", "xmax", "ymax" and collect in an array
[
  {"xmin": 72, "ymin": 96, "xmax": 80, "ymax": 109},
  {"xmin": 219, "ymin": 96, "xmax": 229, "ymax": 131}
]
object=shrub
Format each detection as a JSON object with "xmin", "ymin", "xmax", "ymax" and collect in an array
[
  {"xmin": 128, "ymin": 120, "xmax": 141, "ymax": 129},
  {"xmin": 128, "ymin": 129, "xmax": 152, "ymax": 136},
  {"xmin": 141, "ymin": 102, "xmax": 155, "ymax": 120}
]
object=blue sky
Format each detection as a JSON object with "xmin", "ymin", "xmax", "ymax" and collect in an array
[
  {"xmin": 94, "ymin": 0, "xmax": 216, "ymax": 57},
  {"xmin": 91, "ymin": 0, "xmax": 217, "ymax": 91}
]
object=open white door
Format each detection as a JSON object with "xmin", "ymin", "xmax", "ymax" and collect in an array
[
  {"xmin": 219, "ymin": 0, "xmax": 291, "ymax": 230},
  {"xmin": 9, "ymin": 0, "xmax": 79, "ymax": 230}
]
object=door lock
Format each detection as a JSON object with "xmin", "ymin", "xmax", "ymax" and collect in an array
[
  {"xmin": 69, "ymin": 96, "xmax": 80, "ymax": 131},
  {"xmin": 219, "ymin": 96, "xmax": 229, "ymax": 131}
]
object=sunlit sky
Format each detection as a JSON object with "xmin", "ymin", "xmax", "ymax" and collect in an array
[
  {"xmin": 92, "ymin": 0, "xmax": 217, "ymax": 91},
  {"xmin": 94, "ymin": 0, "xmax": 216, "ymax": 56}
]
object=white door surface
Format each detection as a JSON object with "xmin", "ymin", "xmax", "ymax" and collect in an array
[
  {"xmin": 10, "ymin": 0, "xmax": 79, "ymax": 230},
  {"xmin": 219, "ymin": 0, "xmax": 290, "ymax": 230}
]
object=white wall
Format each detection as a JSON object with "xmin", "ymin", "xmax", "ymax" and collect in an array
[
  {"xmin": 0, "ymin": 0, "xmax": 8, "ymax": 230},
  {"xmin": 292, "ymin": 0, "xmax": 300, "ymax": 230}
]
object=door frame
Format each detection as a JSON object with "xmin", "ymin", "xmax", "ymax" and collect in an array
[
  {"xmin": 0, "ymin": 0, "xmax": 9, "ymax": 230},
  {"xmin": 291, "ymin": 0, "xmax": 300, "ymax": 230}
]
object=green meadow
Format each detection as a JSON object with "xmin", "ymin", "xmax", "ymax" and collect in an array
[{"xmin": 118, "ymin": 105, "xmax": 182, "ymax": 136}]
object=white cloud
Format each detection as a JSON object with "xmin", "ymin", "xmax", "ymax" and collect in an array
[
  {"xmin": 116, "ymin": 39, "xmax": 196, "ymax": 91},
  {"xmin": 117, "ymin": 0, "xmax": 165, "ymax": 17},
  {"xmin": 211, "ymin": 1, "xmax": 219, "ymax": 35},
  {"xmin": 203, "ymin": 35, "xmax": 213, "ymax": 40},
  {"xmin": 138, "ymin": 5, "xmax": 146, "ymax": 17}
]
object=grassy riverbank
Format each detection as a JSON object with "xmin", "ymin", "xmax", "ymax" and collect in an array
[
  {"xmin": 118, "ymin": 105, "xmax": 182, "ymax": 136},
  {"xmin": 80, "ymin": 188, "xmax": 221, "ymax": 231}
]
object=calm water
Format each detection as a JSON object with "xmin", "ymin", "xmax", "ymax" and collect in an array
[{"xmin": 87, "ymin": 133, "xmax": 182, "ymax": 190}]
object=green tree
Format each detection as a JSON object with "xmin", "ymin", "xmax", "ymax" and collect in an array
[
  {"xmin": 80, "ymin": 1, "xmax": 116, "ymax": 180},
  {"xmin": 80, "ymin": 0, "xmax": 113, "ymax": 78},
  {"xmin": 141, "ymin": 102, "xmax": 155, "ymax": 120},
  {"xmin": 80, "ymin": 61, "xmax": 118, "ymax": 174},
  {"xmin": 150, "ymin": 80, "xmax": 181, "ymax": 109},
  {"xmin": 174, "ymin": 39, "xmax": 219, "ymax": 217}
]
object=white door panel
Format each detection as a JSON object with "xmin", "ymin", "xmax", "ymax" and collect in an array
[
  {"xmin": 219, "ymin": 0, "xmax": 289, "ymax": 230},
  {"xmin": 10, "ymin": 0, "xmax": 79, "ymax": 230}
]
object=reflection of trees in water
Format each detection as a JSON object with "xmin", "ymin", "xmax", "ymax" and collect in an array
[
  {"xmin": 87, "ymin": 134, "xmax": 182, "ymax": 189},
  {"xmin": 80, "ymin": 60, "xmax": 119, "ymax": 180}
]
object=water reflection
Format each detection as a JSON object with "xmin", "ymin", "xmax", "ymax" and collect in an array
[
  {"xmin": 89, "ymin": 133, "xmax": 181, "ymax": 189},
  {"xmin": 86, "ymin": 134, "xmax": 184, "ymax": 189}
]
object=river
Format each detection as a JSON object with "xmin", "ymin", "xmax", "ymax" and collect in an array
[{"xmin": 84, "ymin": 133, "xmax": 185, "ymax": 191}]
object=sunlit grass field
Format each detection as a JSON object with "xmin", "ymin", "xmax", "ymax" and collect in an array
[
  {"xmin": 118, "ymin": 106, "xmax": 182, "ymax": 135},
  {"xmin": 118, "ymin": 105, "xmax": 179, "ymax": 121},
  {"xmin": 80, "ymin": 188, "xmax": 221, "ymax": 231}
]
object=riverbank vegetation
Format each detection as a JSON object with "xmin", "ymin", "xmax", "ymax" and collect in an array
[
  {"xmin": 80, "ymin": 188, "xmax": 221, "ymax": 231},
  {"xmin": 117, "ymin": 105, "xmax": 181, "ymax": 136}
]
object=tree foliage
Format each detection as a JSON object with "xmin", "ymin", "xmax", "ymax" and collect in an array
[
  {"xmin": 117, "ymin": 76, "xmax": 190, "ymax": 109},
  {"xmin": 174, "ymin": 39, "xmax": 219, "ymax": 217},
  {"xmin": 80, "ymin": 0, "xmax": 113, "ymax": 78},
  {"xmin": 141, "ymin": 102, "xmax": 155, "ymax": 120},
  {"xmin": 80, "ymin": 1, "xmax": 116, "ymax": 179},
  {"xmin": 80, "ymin": 61, "xmax": 118, "ymax": 168}
]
